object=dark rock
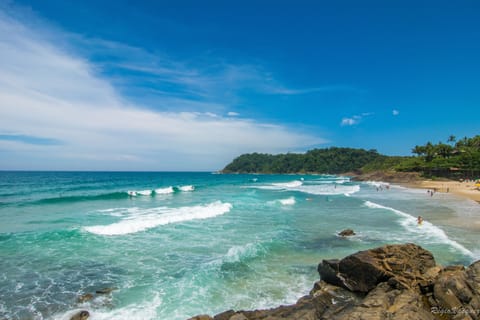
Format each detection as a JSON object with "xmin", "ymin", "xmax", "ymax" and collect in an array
[
  {"xmin": 317, "ymin": 259, "xmax": 343, "ymax": 288},
  {"xmin": 318, "ymin": 243, "xmax": 436, "ymax": 293},
  {"xmin": 338, "ymin": 229, "xmax": 356, "ymax": 237},
  {"xmin": 70, "ymin": 310, "xmax": 90, "ymax": 320},
  {"xmin": 77, "ymin": 293, "xmax": 94, "ymax": 303},
  {"xmin": 95, "ymin": 287, "xmax": 117, "ymax": 294},
  {"xmin": 189, "ymin": 243, "xmax": 480, "ymax": 320}
]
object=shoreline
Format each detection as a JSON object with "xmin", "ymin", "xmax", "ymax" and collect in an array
[
  {"xmin": 349, "ymin": 170, "xmax": 480, "ymax": 204},
  {"xmin": 402, "ymin": 179, "xmax": 480, "ymax": 204},
  {"xmin": 351, "ymin": 170, "xmax": 480, "ymax": 232},
  {"xmin": 399, "ymin": 179, "xmax": 480, "ymax": 232}
]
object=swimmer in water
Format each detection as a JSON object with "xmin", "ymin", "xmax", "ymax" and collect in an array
[{"xmin": 417, "ymin": 216, "xmax": 423, "ymax": 225}]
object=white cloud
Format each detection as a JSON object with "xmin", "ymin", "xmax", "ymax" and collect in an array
[
  {"xmin": 340, "ymin": 115, "xmax": 362, "ymax": 126},
  {"xmin": 227, "ymin": 111, "xmax": 239, "ymax": 117},
  {"xmin": 0, "ymin": 11, "xmax": 325, "ymax": 170},
  {"xmin": 392, "ymin": 109, "xmax": 399, "ymax": 116},
  {"xmin": 340, "ymin": 112, "xmax": 373, "ymax": 127}
]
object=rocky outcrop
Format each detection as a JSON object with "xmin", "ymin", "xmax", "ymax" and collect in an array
[
  {"xmin": 318, "ymin": 243, "xmax": 436, "ymax": 292},
  {"xmin": 189, "ymin": 243, "xmax": 480, "ymax": 320},
  {"xmin": 338, "ymin": 229, "xmax": 356, "ymax": 237}
]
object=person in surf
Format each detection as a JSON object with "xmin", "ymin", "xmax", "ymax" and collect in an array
[{"xmin": 417, "ymin": 216, "xmax": 424, "ymax": 226}]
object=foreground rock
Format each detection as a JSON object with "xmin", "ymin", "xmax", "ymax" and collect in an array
[
  {"xmin": 70, "ymin": 310, "xmax": 89, "ymax": 320},
  {"xmin": 189, "ymin": 243, "xmax": 480, "ymax": 320}
]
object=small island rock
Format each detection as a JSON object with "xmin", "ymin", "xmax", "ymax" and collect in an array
[{"xmin": 338, "ymin": 229, "xmax": 356, "ymax": 237}]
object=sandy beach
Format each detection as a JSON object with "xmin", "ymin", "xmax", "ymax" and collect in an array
[
  {"xmin": 405, "ymin": 179, "xmax": 480, "ymax": 203},
  {"xmin": 401, "ymin": 179, "xmax": 480, "ymax": 232}
]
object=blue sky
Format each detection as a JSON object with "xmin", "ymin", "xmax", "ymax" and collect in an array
[{"xmin": 0, "ymin": 0, "xmax": 479, "ymax": 170}]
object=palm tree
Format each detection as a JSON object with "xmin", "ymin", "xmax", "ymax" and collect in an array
[{"xmin": 447, "ymin": 135, "xmax": 456, "ymax": 145}]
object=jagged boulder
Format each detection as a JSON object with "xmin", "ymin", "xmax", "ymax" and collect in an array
[{"xmin": 318, "ymin": 243, "xmax": 436, "ymax": 292}]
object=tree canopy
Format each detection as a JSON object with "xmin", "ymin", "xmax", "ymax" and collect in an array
[
  {"xmin": 222, "ymin": 135, "xmax": 480, "ymax": 179},
  {"xmin": 222, "ymin": 147, "xmax": 384, "ymax": 174}
]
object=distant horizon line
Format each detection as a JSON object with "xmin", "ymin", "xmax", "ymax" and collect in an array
[{"xmin": 0, "ymin": 170, "xmax": 220, "ymax": 173}]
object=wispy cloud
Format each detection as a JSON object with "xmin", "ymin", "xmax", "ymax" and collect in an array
[
  {"xmin": 69, "ymin": 37, "xmax": 361, "ymax": 108},
  {"xmin": 392, "ymin": 109, "xmax": 400, "ymax": 116},
  {"xmin": 340, "ymin": 112, "xmax": 373, "ymax": 127},
  {"xmin": 341, "ymin": 117, "xmax": 360, "ymax": 126},
  {"xmin": 0, "ymin": 10, "xmax": 325, "ymax": 170}
]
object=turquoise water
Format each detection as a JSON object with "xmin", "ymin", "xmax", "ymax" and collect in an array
[{"xmin": 0, "ymin": 171, "xmax": 478, "ymax": 320}]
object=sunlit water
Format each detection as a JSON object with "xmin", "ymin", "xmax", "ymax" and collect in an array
[{"xmin": 0, "ymin": 172, "xmax": 478, "ymax": 320}]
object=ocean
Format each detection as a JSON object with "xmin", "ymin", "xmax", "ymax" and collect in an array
[{"xmin": 0, "ymin": 171, "xmax": 478, "ymax": 320}]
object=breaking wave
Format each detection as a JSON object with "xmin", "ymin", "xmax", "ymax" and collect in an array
[
  {"xmin": 84, "ymin": 201, "xmax": 232, "ymax": 236},
  {"xmin": 364, "ymin": 201, "xmax": 473, "ymax": 257},
  {"xmin": 253, "ymin": 180, "xmax": 360, "ymax": 196}
]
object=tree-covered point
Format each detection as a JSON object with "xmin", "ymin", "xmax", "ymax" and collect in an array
[
  {"xmin": 407, "ymin": 135, "xmax": 480, "ymax": 178},
  {"xmin": 222, "ymin": 147, "xmax": 386, "ymax": 174},
  {"xmin": 222, "ymin": 134, "xmax": 480, "ymax": 178}
]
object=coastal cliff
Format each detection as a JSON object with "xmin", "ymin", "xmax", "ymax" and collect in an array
[{"xmin": 189, "ymin": 243, "xmax": 480, "ymax": 320}]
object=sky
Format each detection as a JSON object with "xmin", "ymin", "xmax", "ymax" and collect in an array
[{"xmin": 0, "ymin": 0, "xmax": 479, "ymax": 171}]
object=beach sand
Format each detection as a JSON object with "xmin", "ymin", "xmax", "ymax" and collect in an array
[
  {"xmin": 402, "ymin": 179, "xmax": 480, "ymax": 232},
  {"xmin": 406, "ymin": 179, "xmax": 480, "ymax": 203}
]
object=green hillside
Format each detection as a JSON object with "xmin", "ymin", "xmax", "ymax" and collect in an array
[{"xmin": 222, "ymin": 135, "xmax": 480, "ymax": 179}]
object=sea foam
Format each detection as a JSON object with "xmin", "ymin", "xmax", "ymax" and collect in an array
[
  {"xmin": 127, "ymin": 190, "xmax": 153, "ymax": 196},
  {"xmin": 155, "ymin": 186, "xmax": 174, "ymax": 194},
  {"xmin": 254, "ymin": 180, "xmax": 360, "ymax": 196},
  {"xmin": 272, "ymin": 180, "xmax": 303, "ymax": 188},
  {"xmin": 84, "ymin": 201, "xmax": 232, "ymax": 236},
  {"xmin": 279, "ymin": 197, "xmax": 296, "ymax": 205},
  {"xmin": 364, "ymin": 201, "xmax": 473, "ymax": 257},
  {"xmin": 57, "ymin": 293, "xmax": 162, "ymax": 320},
  {"xmin": 178, "ymin": 185, "xmax": 195, "ymax": 192}
]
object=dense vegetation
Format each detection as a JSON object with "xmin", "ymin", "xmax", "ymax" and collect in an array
[
  {"xmin": 222, "ymin": 135, "xmax": 480, "ymax": 179},
  {"xmin": 222, "ymin": 147, "xmax": 386, "ymax": 174},
  {"xmin": 402, "ymin": 135, "xmax": 480, "ymax": 178}
]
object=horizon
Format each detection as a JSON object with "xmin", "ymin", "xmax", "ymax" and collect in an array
[{"xmin": 1, "ymin": 1, "xmax": 479, "ymax": 171}]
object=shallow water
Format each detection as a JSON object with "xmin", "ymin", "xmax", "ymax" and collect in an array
[{"xmin": 0, "ymin": 172, "xmax": 478, "ymax": 320}]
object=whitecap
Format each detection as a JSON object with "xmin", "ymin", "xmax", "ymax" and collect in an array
[
  {"xmin": 137, "ymin": 190, "xmax": 153, "ymax": 196},
  {"xmin": 272, "ymin": 180, "xmax": 303, "ymax": 188},
  {"xmin": 127, "ymin": 190, "xmax": 152, "ymax": 196},
  {"xmin": 84, "ymin": 201, "xmax": 232, "ymax": 236},
  {"xmin": 155, "ymin": 186, "xmax": 174, "ymax": 194},
  {"xmin": 178, "ymin": 185, "xmax": 195, "ymax": 192},
  {"xmin": 251, "ymin": 181, "xmax": 360, "ymax": 196},
  {"xmin": 223, "ymin": 243, "xmax": 265, "ymax": 264},
  {"xmin": 279, "ymin": 197, "xmax": 296, "ymax": 206}
]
